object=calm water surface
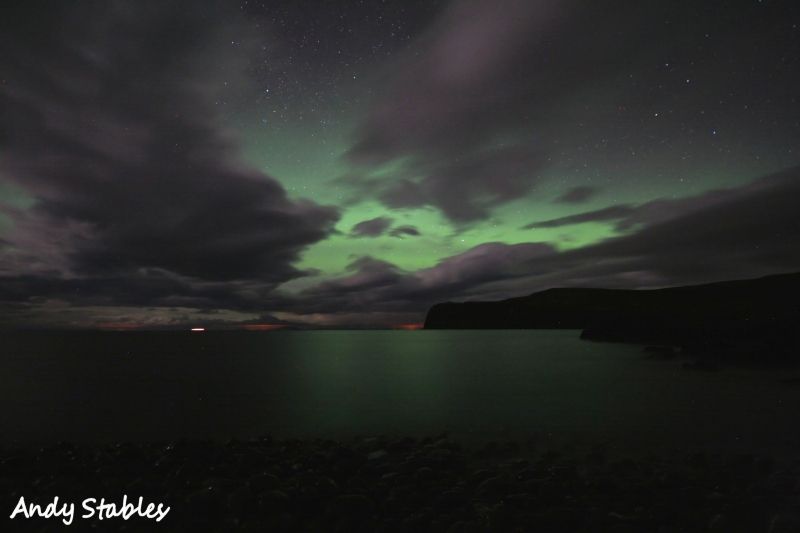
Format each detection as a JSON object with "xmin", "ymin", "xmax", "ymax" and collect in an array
[{"xmin": 2, "ymin": 330, "xmax": 799, "ymax": 460}]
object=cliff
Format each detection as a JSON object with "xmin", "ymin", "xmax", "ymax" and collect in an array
[{"xmin": 423, "ymin": 271, "xmax": 800, "ymax": 363}]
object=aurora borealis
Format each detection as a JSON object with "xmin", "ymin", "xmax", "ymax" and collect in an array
[{"xmin": 0, "ymin": 0, "xmax": 798, "ymax": 329}]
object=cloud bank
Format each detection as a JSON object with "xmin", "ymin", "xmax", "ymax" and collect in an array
[{"xmin": 0, "ymin": 2, "xmax": 338, "ymax": 323}]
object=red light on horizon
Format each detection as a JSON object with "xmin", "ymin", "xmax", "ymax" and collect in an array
[
  {"xmin": 243, "ymin": 324, "xmax": 286, "ymax": 331},
  {"xmin": 96, "ymin": 323, "xmax": 140, "ymax": 331},
  {"xmin": 395, "ymin": 323, "xmax": 424, "ymax": 330}
]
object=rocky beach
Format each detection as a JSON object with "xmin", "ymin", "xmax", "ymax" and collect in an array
[{"xmin": 3, "ymin": 433, "xmax": 799, "ymax": 533}]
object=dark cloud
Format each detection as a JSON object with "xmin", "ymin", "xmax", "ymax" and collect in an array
[
  {"xmin": 297, "ymin": 242, "xmax": 557, "ymax": 314},
  {"xmin": 349, "ymin": 217, "xmax": 394, "ymax": 238},
  {"xmin": 523, "ymin": 206, "xmax": 634, "ymax": 229},
  {"xmin": 560, "ymin": 168, "xmax": 800, "ymax": 284},
  {"xmin": 341, "ymin": 0, "xmax": 670, "ymax": 221},
  {"xmin": 554, "ymin": 186, "xmax": 601, "ymax": 204},
  {"xmin": 344, "ymin": 0, "xmax": 562, "ymax": 222},
  {"xmin": 507, "ymin": 167, "xmax": 800, "ymax": 291},
  {"xmin": 0, "ymin": 3, "xmax": 338, "ymax": 298},
  {"xmin": 524, "ymin": 186, "xmax": 746, "ymax": 231},
  {"xmin": 344, "ymin": 0, "xmax": 799, "ymax": 223},
  {"xmin": 346, "ymin": 218, "xmax": 422, "ymax": 241},
  {"xmin": 346, "ymin": 0, "xmax": 561, "ymax": 165},
  {"xmin": 0, "ymin": 269, "xmax": 292, "ymax": 315},
  {"xmin": 389, "ymin": 225, "xmax": 421, "ymax": 238},
  {"xmin": 376, "ymin": 144, "xmax": 546, "ymax": 223}
]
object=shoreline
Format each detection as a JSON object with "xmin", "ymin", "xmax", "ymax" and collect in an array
[{"xmin": 3, "ymin": 433, "xmax": 799, "ymax": 532}]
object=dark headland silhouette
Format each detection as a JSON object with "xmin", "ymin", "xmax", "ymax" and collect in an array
[{"xmin": 424, "ymin": 271, "xmax": 800, "ymax": 365}]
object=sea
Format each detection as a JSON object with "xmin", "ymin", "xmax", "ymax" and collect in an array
[{"xmin": 2, "ymin": 329, "xmax": 799, "ymax": 461}]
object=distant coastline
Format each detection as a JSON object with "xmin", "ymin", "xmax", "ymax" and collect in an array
[{"xmin": 424, "ymin": 271, "xmax": 800, "ymax": 365}]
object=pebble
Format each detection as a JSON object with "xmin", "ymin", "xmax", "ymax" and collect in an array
[{"xmin": 0, "ymin": 434, "xmax": 796, "ymax": 532}]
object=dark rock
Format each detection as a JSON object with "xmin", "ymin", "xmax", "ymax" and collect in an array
[
  {"xmin": 247, "ymin": 473, "xmax": 280, "ymax": 493},
  {"xmin": 448, "ymin": 521, "xmax": 467, "ymax": 532},
  {"xmin": 328, "ymin": 493, "xmax": 375, "ymax": 517},
  {"xmin": 504, "ymin": 492, "xmax": 536, "ymax": 509},
  {"xmin": 540, "ymin": 450, "xmax": 561, "ymax": 463},
  {"xmin": 685, "ymin": 452, "xmax": 707, "ymax": 469},
  {"xmin": 469, "ymin": 469, "xmax": 499, "ymax": 487},
  {"xmin": 778, "ymin": 377, "xmax": 800, "ymax": 388},
  {"xmin": 504, "ymin": 441, "xmax": 521, "ymax": 454},
  {"xmin": 125, "ymin": 477, "xmax": 159, "ymax": 499},
  {"xmin": 551, "ymin": 464, "xmax": 580, "ymax": 480},
  {"xmin": 482, "ymin": 441, "xmax": 499, "ymax": 454},
  {"xmin": 443, "ymin": 442, "xmax": 462, "ymax": 453},
  {"xmin": 380, "ymin": 472, "xmax": 399, "ymax": 483},
  {"xmin": 591, "ymin": 477, "xmax": 620, "ymax": 495},
  {"xmin": 754, "ymin": 456, "xmax": 775, "ymax": 474},
  {"xmin": 295, "ymin": 471, "xmax": 319, "ymax": 487},
  {"xmin": 515, "ymin": 467, "xmax": 540, "ymax": 482},
  {"xmin": 769, "ymin": 512, "xmax": 800, "ymax": 533},
  {"xmin": 379, "ymin": 496, "xmax": 399, "ymax": 514},
  {"xmin": 389, "ymin": 483, "xmax": 414, "ymax": 500},
  {"xmin": 331, "ymin": 459, "xmax": 358, "ymax": 477},
  {"xmin": 368, "ymin": 450, "xmax": 388, "ymax": 462},
  {"xmin": 414, "ymin": 467, "xmax": 437, "ymax": 483},
  {"xmin": 471, "ymin": 449, "xmax": 490, "ymax": 460},
  {"xmin": 415, "ymin": 456, "xmax": 439, "ymax": 470},
  {"xmin": 307, "ymin": 452, "xmax": 326, "ymax": 468},
  {"xmin": 394, "ymin": 474, "xmax": 413, "ymax": 487},
  {"xmin": 448, "ymin": 456, "xmax": 468, "ymax": 474},
  {"xmin": 537, "ymin": 480, "xmax": 564, "ymax": 504},
  {"xmin": 314, "ymin": 476, "xmax": 339, "ymax": 496},
  {"xmin": 585, "ymin": 452, "xmax": 606, "ymax": 465},
  {"xmin": 227, "ymin": 485, "xmax": 255, "ymax": 515},
  {"xmin": 266, "ymin": 465, "xmax": 283, "ymax": 477},
  {"xmin": 429, "ymin": 448, "xmax": 451, "ymax": 461},
  {"xmin": 328, "ymin": 446, "xmax": 366, "ymax": 465},
  {"xmin": 546, "ymin": 506, "xmax": 584, "ymax": 530},
  {"xmin": 357, "ymin": 437, "xmax": 378, "ymax": 451},
  {"xmin": 372, "ymin": 463, "xmax": 397, "ymax": 477},
  {"xmin": 708, "ymin": 513, "xmax": 730, "ymax": 532},
  {"xmin": 187, "ymin": 487, "xmax": 226, "ymax": 517},
  {"xmin": 763, "ymin": 471, "xmax": 798, "ymax": 494},
  {"xmin": 411, "ymin": 489, "xmax": 438, "ymax": 509},
  {"xmin": 387, "ymin": 440, "xmax": 413, "ymax": 454},
  {"xmin": 397, "ymin": 460, "xmax": 417, "ymax": 475},
  {"xmin": 258, "ymin": 489, "xmax": 290, "ymax": 513},
  {"xmin": 368, "ymin": 482, "xmax": 390, "ymax": 501},
  {"xmin": 438, "ymin": 490, "xmax": 468, "ymax": 509},
  {"xmin": 524, "ymin": 478, "xmax": 547, "ymax": 493},
  {"xmin": 645, "ymin": 502, "xmax": 678, "ymax": 525},
  {"xmin": 348, "ymin": 475, "xmax": 367, "ymax": 489},
  {"xmin": 402, "ymin": 514, "xmax": 431, "ymax": 532},
  {"xmin": 507, "ymin": 459, "xmax": 530, "ymax": 473},
  {"xmin": 487, "ymin": 503, "xmax": 516, "ymax": 530}
]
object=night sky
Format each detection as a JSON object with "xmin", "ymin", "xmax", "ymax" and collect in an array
[{"xmin": 0, "ymin": 0, "xmax": 798, "ymax": 329}]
